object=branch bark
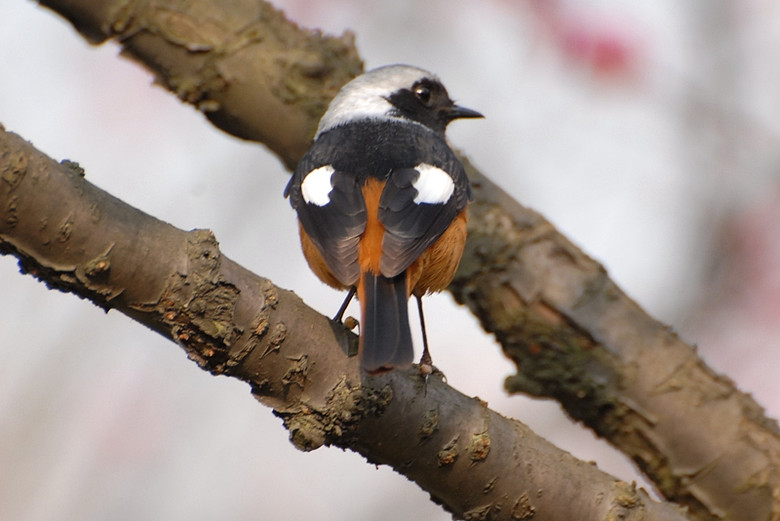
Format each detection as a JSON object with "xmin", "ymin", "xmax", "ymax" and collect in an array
[
  {"xmin": 0, "ymin": 126, "xmax": 687, "ymax": 521},
  {"xmin": 10, "ymin": 0, "xmax": 780, "ymax": 519}
]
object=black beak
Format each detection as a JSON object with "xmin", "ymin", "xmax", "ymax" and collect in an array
[{"xmin": 447, "ymin": 104, "xmax": 484, "ymax": 120}]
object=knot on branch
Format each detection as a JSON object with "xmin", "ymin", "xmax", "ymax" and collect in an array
[
  {"xmin": 274, "ymin": 377, "xmax": 393, "ymax": 452},
  {"xmin": 161, "ymin": 229, "xmax": 243, "ymax": 373}
]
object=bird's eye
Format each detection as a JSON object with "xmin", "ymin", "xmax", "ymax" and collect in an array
[{"xmin": 414, "ymin": 86, "xmax": 432, "ymax": 105}]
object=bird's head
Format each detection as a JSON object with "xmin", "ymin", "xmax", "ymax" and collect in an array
[{"xmin": 316, "ymin": 64, "xmax": 483, "ymax": 137}]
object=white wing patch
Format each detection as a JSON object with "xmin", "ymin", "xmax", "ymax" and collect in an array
[
  {"xmin": 301, "ymin": 165, "xmax": 335, "ymax": 206},
  {"xmin": 413, "ymin": 163, "xmax": 454, "ymax": 204}
]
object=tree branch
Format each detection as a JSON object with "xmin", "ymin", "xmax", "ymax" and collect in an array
[
  {"xmin": 17, "ymin": 0, "xmax": 780, "ymax": 519},
  {"xmin": 1, "ymin": 125, "xmax": 689, "ymax": 521}
]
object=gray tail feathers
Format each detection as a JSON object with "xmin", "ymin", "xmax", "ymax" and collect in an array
[{"xmin": 358, "ymin": 271, "xmax": 413, "ymax": 373}]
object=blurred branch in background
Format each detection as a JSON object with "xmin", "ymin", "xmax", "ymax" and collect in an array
[
  {"xmin": 2, "ymin": 0, "xmax": 780, "ymax": 520},
  {"xmin": 678, "ymin": 0, "xmax": 780, "ymax": 415}
]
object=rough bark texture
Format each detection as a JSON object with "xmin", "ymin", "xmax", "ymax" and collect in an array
[
  {"xmin": 8, "ymin": 0, "xmax": 780, "ymax": 519},
  {"xmin": 1, "ymin": 126, "xmax": 688, "ymax": 521}
]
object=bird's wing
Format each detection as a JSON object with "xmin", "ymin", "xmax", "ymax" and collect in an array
[
  {"xmin": 286, "ymin": 157, "xmax": 366, "ymax": 287},
  {"xmin": 378, "ymin": 158, "xmax": 471, "ymax": 278}
]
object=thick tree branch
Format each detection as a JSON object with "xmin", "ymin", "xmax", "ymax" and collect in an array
[
  {"xmin": 0, "ymin": 126, "xmax": 689, "ymax": 521},
  {"xmin": 20, "ymin": 0, "xmax": 780, "ymax": 519}
]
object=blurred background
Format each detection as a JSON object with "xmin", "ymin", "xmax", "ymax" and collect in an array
[{"xmin": 1, "ymin": 1, "xmax": 779, "ymax": 520}]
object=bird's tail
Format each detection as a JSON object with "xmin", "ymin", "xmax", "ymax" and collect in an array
[{"xmin": 357, "ymin": 271, "xmax": 413, "ymax": 373}]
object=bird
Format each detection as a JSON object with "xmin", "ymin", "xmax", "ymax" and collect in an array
[{"xmin": 284, "ymin": 64, "xmax": 482, "ymax": 374}]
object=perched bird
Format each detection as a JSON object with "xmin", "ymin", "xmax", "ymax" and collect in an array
[{"xmin": 285, "ymin": 64, "xmax": 482, "ymax": 373}]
